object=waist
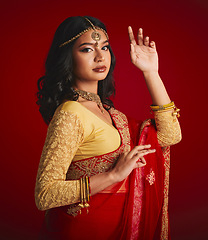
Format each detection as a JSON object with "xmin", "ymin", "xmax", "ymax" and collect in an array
[{"xmin": 100, "ymin": 177, "xmax": 128, "ymax": 193}]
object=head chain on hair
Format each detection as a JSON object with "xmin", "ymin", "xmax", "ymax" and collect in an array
[{"xmin": 59, "ymin": 18, "xmax": 109, "ymax": 48}]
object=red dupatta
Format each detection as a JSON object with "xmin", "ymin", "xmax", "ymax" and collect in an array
[{"xmin": 122, "ymin": 117, "xmax": 171, "ymax": 240}]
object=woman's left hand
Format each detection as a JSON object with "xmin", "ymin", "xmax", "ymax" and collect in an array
[{"xmin": 128, "ymin": 26, "xmax": 158, "ymax": 73}]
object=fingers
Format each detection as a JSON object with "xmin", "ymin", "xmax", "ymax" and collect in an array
[
  {"xmin": 128, "ymin": 144, "xmax": 151, "ymax": 159},
  {"xmin": 137, "ymin": 28, "xmax": 143, "ymax": 46},
  {"xmin": 130, "ymin": 27, "xmax": 155, "ymax": 48},
  {"xmin": 144, "ymin": 36, "xmax": 149, "ymax": 46},
  {"xmin": 128, "ymin": 26, "xmax": 136, "ymax": 45},
  {"xmin": 131, "ymin": 149, "xmax": 156, "ymax": 163},
  {"xmin": 138, "ymin": 148, "xmax": 156, "ymax": 156},
  {"xmin": 119, "ymin": 145, "xmax": 156, "ymax": 171},
  {"xmin": 127, "ymin": 145, "xmax": 156, "ymax": 164},
  {"xmin": 150, "ymin": 41, "xmax": 156, "ymax": 49},
  {"xmin": 132, "ymin": 144, "xmax": 153, "ymax": 152},
  {"xmin": 136, "ymin": 157, "xmax": 146, "ymax": 168},
  {"xmin": 140, "ymin": 157, "xmax": 146, "ymax": 164}
]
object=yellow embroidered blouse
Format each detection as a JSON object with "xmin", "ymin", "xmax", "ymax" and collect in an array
[{"xmin": 35, "ymin": 101, "xmax": 181, "ymax": 211}]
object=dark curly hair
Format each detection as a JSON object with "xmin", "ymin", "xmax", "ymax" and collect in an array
[{"xmin": 37, "ymin": 16, "xmax": 116, "ymax": 125}]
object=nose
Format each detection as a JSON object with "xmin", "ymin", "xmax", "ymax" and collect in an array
[{"xmin": 94, "ymin": 49, "xmax": 104, "ymax": 62}]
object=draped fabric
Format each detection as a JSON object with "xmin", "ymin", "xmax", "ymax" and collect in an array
[
  {"xmin": 123, "ymin": 117, "xmax": 170, "ymax": 240},
  {"xmin": 39, "ymin": 108, "xmax": 170, "ymax": 240}
]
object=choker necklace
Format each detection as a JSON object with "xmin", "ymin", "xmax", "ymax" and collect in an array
[{"xmin": 75, "ymin": 89, "xmax": 105, "ymax": 114}]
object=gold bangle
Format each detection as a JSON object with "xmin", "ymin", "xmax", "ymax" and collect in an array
[
  {"xmin": 150, "ymin": 101, "xmax": 175, "ymax": 111},
  {"xmin": 78, "ymin": 178, "xmax": 84, "ymax": 214},
  {"xmin": 154, "ymin": 106, "xmax": 175, "ymax": 113},
  {"xmin": 86, "ymin": 176, "xmax": 90, "ymax": 202},
  {"xmin": 84, "ymin": 177, "xmax": 90, "ymax": 213},
  {"xmin": 78, "ymin": 177, "xmax": 90, "ymax": 215}
]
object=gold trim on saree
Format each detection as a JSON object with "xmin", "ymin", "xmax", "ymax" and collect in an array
[{"xmin": 160, "ymin": 146, "xmax": 170, "ymax": 240}]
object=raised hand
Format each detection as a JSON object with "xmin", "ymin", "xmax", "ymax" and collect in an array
[{"xmin": 128, "ymin": 26, "xmax": 158, "ymax": 73}]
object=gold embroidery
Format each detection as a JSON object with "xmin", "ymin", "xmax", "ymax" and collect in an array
[
  {"xmin": 160, "ymin": 146, "xmax": 170, "ymax": 239},
  {"xmin": 140, "ymin": 119, "xmax": 152, "ymax": 135},
  {"xmin": 66, "ymin": 154, "xmax": 119, "ymax": 180},
  {"xmin": 109, "ymin": 107, "xmax": 131, "ymax": 153},
  {"xmin": 154, "ymin": 111, "xmax": 182, "ymax": 147},
  {"xmin": 67, "ymin": 203, "xmax": 82, "ymax": 217},
  {"xmin": 146, "ymin": 169, "xmax": 155, "ymax": 185},
  {"xmin": 35, "ymin": 109, "xmax": 84, "ymax": 210}
]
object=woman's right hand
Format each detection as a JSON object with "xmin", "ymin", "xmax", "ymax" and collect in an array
[
  {"xmin": 110, "ymin": 145, "xmax": 156, "ymax": 183},
  {"xmin": 90, "ymin": 145, "xmax": 156, "ymax": 196}
]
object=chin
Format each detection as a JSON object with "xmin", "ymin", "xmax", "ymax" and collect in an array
[{"xmin": 97, "ymin": 73, "xmax": 109, "ymax": 81}]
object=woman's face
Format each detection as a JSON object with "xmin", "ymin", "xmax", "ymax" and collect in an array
[{"xmin": 72, "ymin": 29, "xmax": 111, "ymax": 84}]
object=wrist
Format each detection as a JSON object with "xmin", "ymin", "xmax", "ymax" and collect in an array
[
  {"xmin": 108, "ymin": 170, "xmax": 119, "ymax": 184},
  {"xmin": 143, "ymin": 71, "xmax": 159, "ymax": 79}
]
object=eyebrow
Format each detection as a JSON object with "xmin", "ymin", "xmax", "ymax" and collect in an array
[{"xmin": 78, "ymin": 40, "xmax": 109, "ymax": 48}]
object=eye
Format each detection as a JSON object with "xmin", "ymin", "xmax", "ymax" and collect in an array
[
  {"xmin": 102, "ymin": 45, "xmax": 110, "ymax": 51},
  {"xmin": 80, "ymin": 47, "xmax": 93, "ymax": 53}
]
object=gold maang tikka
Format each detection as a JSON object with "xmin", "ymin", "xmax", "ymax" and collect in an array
[
  {"xmin": 83, "ymin": 17, "xmax": 101, "ymax": 47},
  {"xmin": 59, "ymin": 17, "xmax": 108, "ymax": 48}
]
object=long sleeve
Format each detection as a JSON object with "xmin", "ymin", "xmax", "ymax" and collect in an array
[
  {"xmin": 35, "ymin": 109, "xmax": 84, "ymax": 211},
  {"xmin": 154, "ymin": 110, "xmax": 182, "ymax": 147}
]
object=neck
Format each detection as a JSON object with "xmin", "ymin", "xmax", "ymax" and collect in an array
[{"xmin": 73, "ymin": 81, "xmax": 98, "ymax": 94}]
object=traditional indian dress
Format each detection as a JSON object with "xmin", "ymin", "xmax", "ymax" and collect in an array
[{"xmin": 35, "ymin": 101, "xmax": 181, "ymax": 240}]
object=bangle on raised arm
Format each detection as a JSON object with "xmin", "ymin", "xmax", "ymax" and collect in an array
[
  {"xmin": 150, "ymin": 101, "xmax": 180, "ymax": 118},
  {"xmin": 150, "ymin": 101, "xmax": 175, "ymax": 111}
]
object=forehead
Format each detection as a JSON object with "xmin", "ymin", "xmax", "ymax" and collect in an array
[{"xmin": 74, "ymin": 29, "xmax": 108, "ymax": 45}]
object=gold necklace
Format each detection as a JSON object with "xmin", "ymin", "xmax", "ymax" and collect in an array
[{"xmin": 75, "ymin": 89, "xmax": 105, "ymax": 114}]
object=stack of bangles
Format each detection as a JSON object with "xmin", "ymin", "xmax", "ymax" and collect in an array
[
  {"xmin": 78, "ymin": 176, "xmax": 90, "ymax": 214},
  {"xmin": 150, "ymin": 101, "xmax": 180, "ymax": 118}
]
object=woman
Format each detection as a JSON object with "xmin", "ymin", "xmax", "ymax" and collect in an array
[{"xmin": 35, "ymin": 16, "xmax": 181, "ymax": 240}]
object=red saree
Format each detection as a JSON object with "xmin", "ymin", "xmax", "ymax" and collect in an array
[{"xmin": 39, "ymin": 108, "xmax": 170, "ymax": 240}]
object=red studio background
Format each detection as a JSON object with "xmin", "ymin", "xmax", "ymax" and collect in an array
[{"xmin": 1, "ymin": 0, "xmax": 207, "ymax": 239}]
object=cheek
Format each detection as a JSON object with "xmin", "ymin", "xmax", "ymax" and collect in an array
[
  {"xmin": 72, "ymin": 58, "xmax": 82, "ymax": 78},
  {"xmin": 73, "ymin": 56, "xmax": 93, "ymax": 79},
  {"xmin": 73, "ymin": 54, "xmax": 92, "ymax": 69},
  {"xmin": 73, "ymin": 56, "xmax": 85, "ymax": 73}
]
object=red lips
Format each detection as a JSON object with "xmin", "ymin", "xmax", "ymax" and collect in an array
[{"xmin": 92, "ymin": 66, "xmax": 107, "ymax": 72}]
